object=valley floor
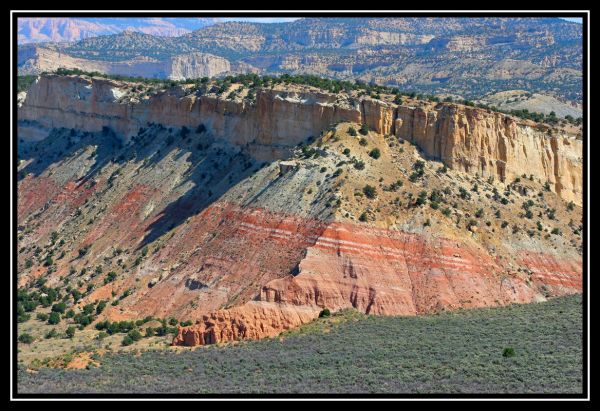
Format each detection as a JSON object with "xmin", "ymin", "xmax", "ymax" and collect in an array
[{"xmin": 17, "ymin": 294, "xmax": 583, "ymax": 395}]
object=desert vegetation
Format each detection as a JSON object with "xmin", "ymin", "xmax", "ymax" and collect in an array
[{"xmin": 17, "ymin": 295, "xmax": 582, "ymax": 394}]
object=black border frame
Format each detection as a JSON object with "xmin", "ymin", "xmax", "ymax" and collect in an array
[{"xmin": 10, "ymin": 10, "xmax": 589, "ymax": 400}]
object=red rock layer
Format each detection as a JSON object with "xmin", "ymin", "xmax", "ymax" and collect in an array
[
  {"xmin": 519, "ymin": 251, "xmax": 583, "ymax": 293},
  {"xmin": 172, "ymin": 204, "xmax": 582, "ymax": 346},
  {"xmin": 120, "ymin": 202, "xmax": 330, "ymax": 320}
]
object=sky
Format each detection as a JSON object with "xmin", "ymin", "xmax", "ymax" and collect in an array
[
  {"xmin": 219, "ymin": 18, "xmax": 298, "ymax": 23},
  {"xmin": 560, "ymin": 17, "xmax": 583, "ymax": 23},
  {"xmin": 223, "ymin": 17, "xmax": 584, "ymax": 25}
]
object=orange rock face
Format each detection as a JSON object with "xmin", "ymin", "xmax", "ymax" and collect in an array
[{"xmin": 172, "ymin": 302, "xmax": 320, "ymax": 346}]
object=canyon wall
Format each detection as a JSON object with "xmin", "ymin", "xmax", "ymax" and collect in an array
[
  {"xmin": 393, "ymin": 105, "xmax": 583, "ymax": 204},
  {"xmin": 18, "ymin": 48, "xmax": 232, "ymax": 80},
  {"xmin": 18, "ymin": 74, "xmax": 582, "ymax": 203},
  {"xmin": 17, "ymin": 76, "xmax": 583, "ymax": 347}
]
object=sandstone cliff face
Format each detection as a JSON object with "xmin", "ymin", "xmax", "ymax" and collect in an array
[
  {"xmin": 354, "ymin": 29, "xmax": 434, "ymax": 46},
  {"xmin": 18, "ymin": 75, "xmax": 360, "ymax": 161},
  {"xmin": 167, "ymin": 53, "xmax": 231, "ymax": 80},
  {"xmin": 18, "ymin": 48, "xmax": 232, "ymax": 80},
  {"xmin": 394, "ymin": 105, "xmax": 583, "ymax": 204},
  {"xmin": 18, "ymin": 74, "xmax": 582, "ymax": 204}
]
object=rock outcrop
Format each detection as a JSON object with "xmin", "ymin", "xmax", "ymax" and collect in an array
[
  {"xmin": 172, "ymin": 208, "xmax": 581, "ymax": 346},
  {"xmin": 18, "ymin": 74, "xmax": 582, "ymax": 203},
  {"xmin": 172, "ymin": 301, "xmax": 320, "ymax": 346},
  {"xmin": 393, "ymin": 105, "xmax": 583, "ymax": 204},
  {"xmin": 18, "ymin": 48, "xmax": 233, "ymax": 80},
  {"xmin": 17, "ymin": 75, "xmax": 583, "ymax": 347}
]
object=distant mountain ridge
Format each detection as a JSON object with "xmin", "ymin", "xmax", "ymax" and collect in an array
[
  {"xmin": 17, "ymin": 17, "xmax": 220, "ymax": 43},
  {"xmin": 17, "ymin": 17, "xmax": 583, "ymax": 103}
]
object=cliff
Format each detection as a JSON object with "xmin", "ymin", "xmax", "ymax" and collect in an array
[
  {"xmin": 17, "ymin": 75, "xmax": 583, "ymax": 346},
  {"xmin": 18, "ymin": 74, "xmax": 582, "ymax": 203},
  {"xmin": 18, "ymin": 48, "xmax": 233, "ymax": 80}
]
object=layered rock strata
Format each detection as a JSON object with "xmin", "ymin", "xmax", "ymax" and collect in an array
[
  {"xmin": 18, "ymin": 74, "xmax": 582, "ymax": 203},
  {"xmin": 172, "ymin": 203, "xmax": 582, "ymax": 345},
  {"xmin": 18, "ymin": 48, "xmax": 233, "ymax": 80},
  {"xmin": 16, "ymin": 75, "xmax": 584, "ymax": 347}
]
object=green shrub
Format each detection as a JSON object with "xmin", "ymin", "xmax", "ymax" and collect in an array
[
  {"xmin": 51, "ymin": 302, "xmax": 67, "ymax": 314},
  {"xmin": 44, "ymin": 329, "xmax": 58, "ymax": 339},
  {"xmin": 359, "ymin": 138, "xmax": 368, "ymax": 146},
  {"xmin": 127, "ymin": 329, "xmax": 143, "ymax": 342},
  {"xmin": 348, "ymin": 127, "xmax": 357, "ymax": 137},
  {"xmin": 368, "ymin": 148, "xmax": 381, "ymax": 159},
  {"xmin": 415, "ymin": 191, "xmax": 428, "ymax": 207},
  {"xmin": 359, "ymin": 212, "xmax": 368, "ymax": 222},
  {"xmin": 18, "ymin": 333, "xmax": 34, "ymax": 344},
  {"xmin": 319, "ymin": 308, "xmax": 331, "ymax": 318},
  {"xmin": 104, "ymin": 272, "xmax": 117, "ymax": 284},
  {"xmin": 121, "ymin": 335, "xmax": 134, "ymax": 346},
  {"xmin": 359, "ymin": 124, "xmax": 369, "ymax": 136},
  {"xmin": 502, "ymin": 347, "xmax": 516, "ymax": 358},
  {"xmin": 17, "ymin": 313, "xmax": 30, "ymax": 323},
  {"xmin": 78, "ymin": 245, "xmax": 91, "ymax": 258},
  {"xmin": 48, "ymin": 312, "xmax": 61, "ymax": 325},
  {"xmin": 363, "ymin": 185, "xmax": 377, "ymax": 199},
  {"xmin": 66, "ymin": 326, "xmax": 76, "ymax": 339},
  {"xmin": 96, "ymin": 300, "xmax": 107, "ymax": 314}
]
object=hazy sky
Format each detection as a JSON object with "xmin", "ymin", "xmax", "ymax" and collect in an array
[
  {"xmin": 220, "ymin": 17, "xmax": 583, "ymax": 24},
  {"xmin": 219, "ymin": 18, "xmax": 299, "ymax": 23},
  {"xmin": 560, "ymin": 17, "xmax": 583, "ymax": 23}
]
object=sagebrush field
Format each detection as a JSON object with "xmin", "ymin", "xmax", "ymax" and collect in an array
[{"xmin": 17, "ymin": 294, "xmax": 583, "ymax": 394}]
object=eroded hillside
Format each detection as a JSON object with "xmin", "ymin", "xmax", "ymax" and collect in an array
[{"xmin": 17, "ymin": 74, "xmax": 582, "ymax": 354}]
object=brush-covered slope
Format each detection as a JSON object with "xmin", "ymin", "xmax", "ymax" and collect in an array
[{"xmin": 17, "ymin": 74, "xmax": 583, "ymax": 348}]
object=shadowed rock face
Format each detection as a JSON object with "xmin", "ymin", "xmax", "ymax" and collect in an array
[{"xmin": 17, "ymin": 74, "xmax": 583, "ymax": 347}]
